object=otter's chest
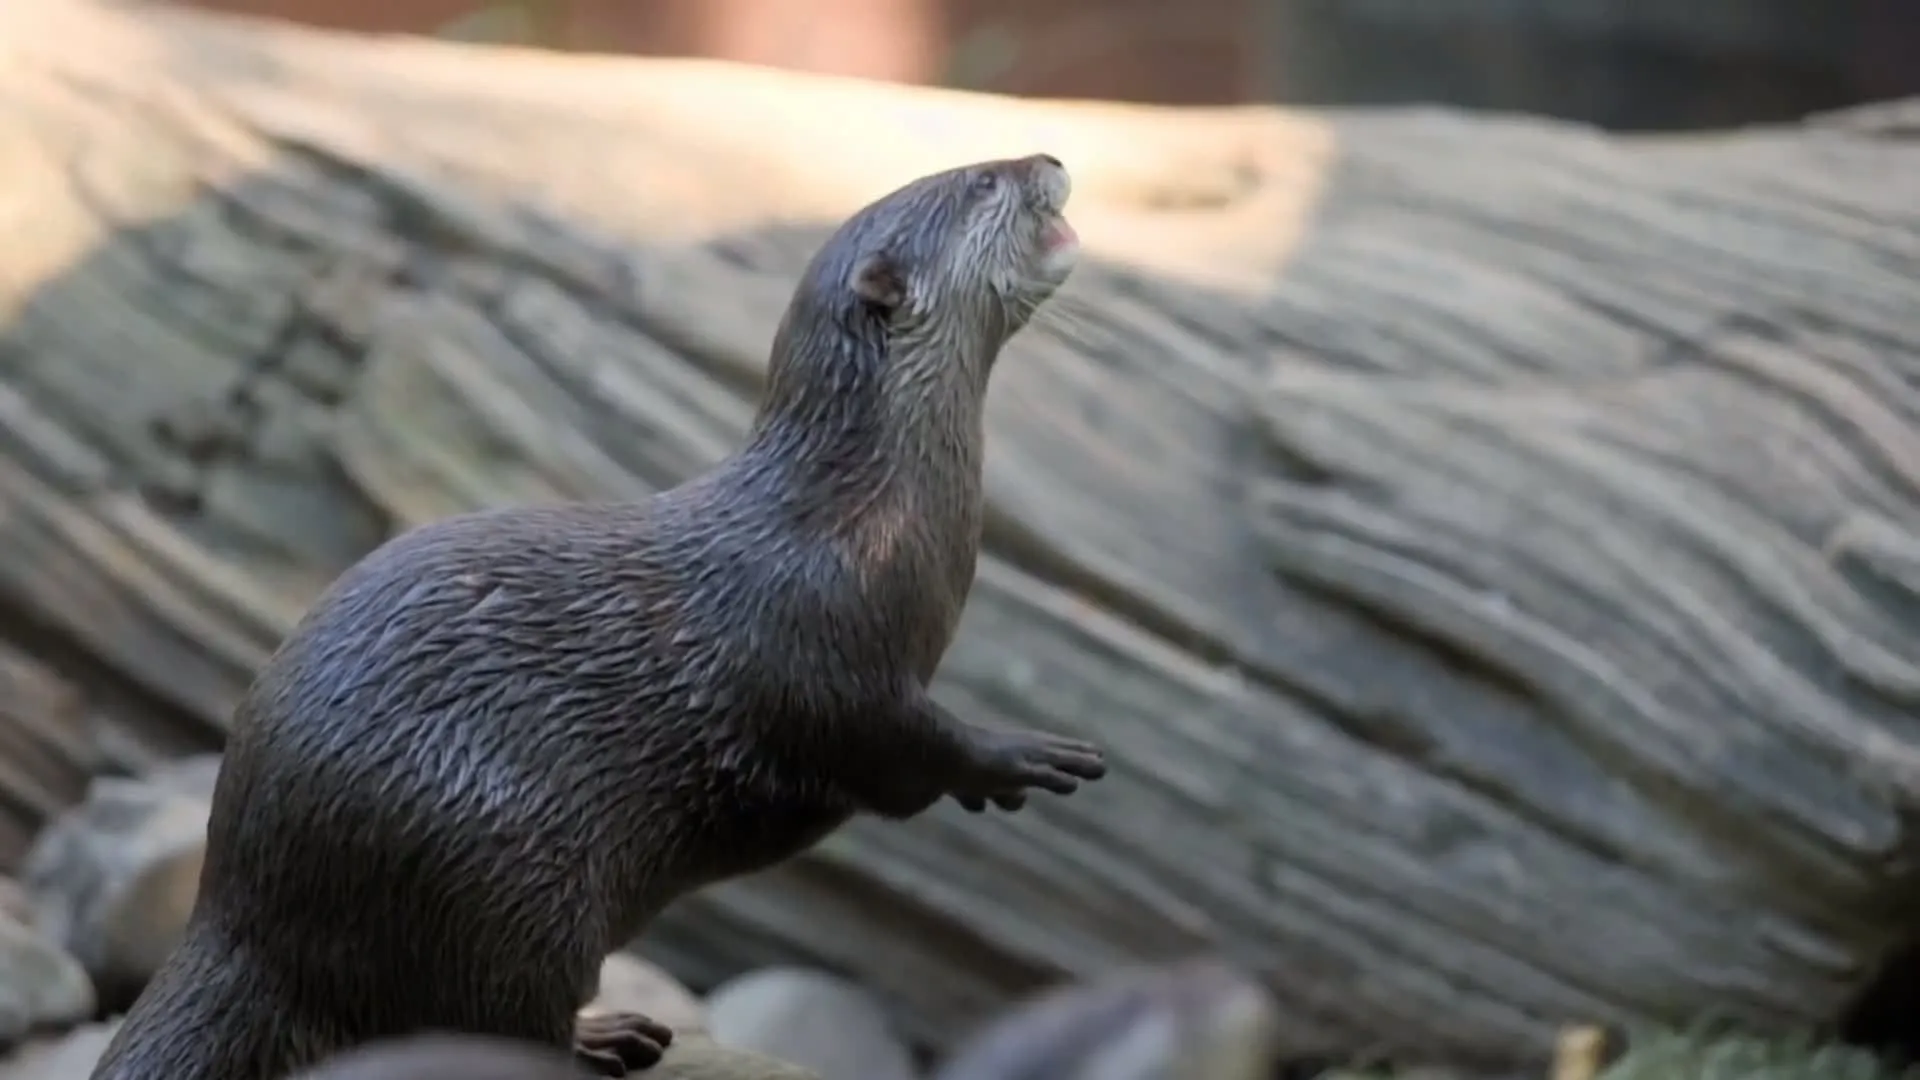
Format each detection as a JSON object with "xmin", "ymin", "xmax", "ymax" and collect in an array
[{"xmin": 842, "ymin": 488, "xmax": 982, "ymax": 674}]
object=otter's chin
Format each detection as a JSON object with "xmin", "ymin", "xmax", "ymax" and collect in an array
[{"xmin": 1035, "ymin": 215, "xmax": 1081, "ymax": 283}]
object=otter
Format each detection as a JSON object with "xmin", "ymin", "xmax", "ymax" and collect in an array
[{"xmin": 89, "ymin": 153, "xmax": 1101, "ymax": 1080}]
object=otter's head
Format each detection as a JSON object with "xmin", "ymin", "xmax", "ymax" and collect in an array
[
  {"xmin": 755, "ymin": 155, "xmax": 1076, "ymax": 437},
  {"xmin": 793, "ymin": 154, "xmax": 1078, "ymax": 362}
]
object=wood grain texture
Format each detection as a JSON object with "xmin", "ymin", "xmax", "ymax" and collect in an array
[
  {"xmin": 2, "ymin": 0, "xmax": 1919, "ymax": 1068},
  {"xmin": 0, "ymin": 643, "xmax": 99, "ymax": 865}
]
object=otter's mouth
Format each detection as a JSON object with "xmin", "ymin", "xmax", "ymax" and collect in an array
[
  {"xmin": 1042, "ymin": 216, "xmax": 1078, "ymax": 254},
  {"xmin": 1036, "ymin": 214, "xmax": 1080, "ymax": 281},
  {"xmin": 1019, "ymin": 153, "xmax": 1078, "ymax": 283}
]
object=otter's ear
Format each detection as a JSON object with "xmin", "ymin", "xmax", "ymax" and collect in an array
[{"xmin": 850, "ymin": 252, "xmax": 907, "ymax": 312}]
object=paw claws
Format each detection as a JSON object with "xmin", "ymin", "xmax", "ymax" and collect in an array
[
  {"xmin": 958, "ymin": 730, "xmax": 1106, "ymax": 810},
  {"xmin": 576, "ymin": 1048, "xmax": 630, "ymax": 1078},
  {"xmin": 990, "ymin": 790, "xmax": 1028, "ymax": 812},
  {"xmin": 574, "ymin": 1011, "xmax": 671, "ymax": 1076}
]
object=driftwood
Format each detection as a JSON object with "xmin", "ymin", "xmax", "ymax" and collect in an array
[{"xmin": 3, "ymin": 0, "xmax": 1920, "ymax": 1068}]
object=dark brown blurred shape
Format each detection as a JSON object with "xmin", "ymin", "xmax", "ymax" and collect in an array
[
  {"xmin": 168, "ymin": 0, "xmax": 1918, "ymax": 141},
  {"xmin": 180, "ymin": 0, "xmax": 1263, "ymax": 104}
]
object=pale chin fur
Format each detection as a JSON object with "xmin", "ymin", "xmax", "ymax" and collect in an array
[
  {"xmin": 1037, "ymin": 161, "xmax": 1076, "ymax": 280},
  {"xmin": 1037, "ymin": 228, "xmax": 1080, "ymax": 283}
]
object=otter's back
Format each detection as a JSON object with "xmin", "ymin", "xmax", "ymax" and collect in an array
[{"xmin": 196, "ymin": 506, "xmax": 691, "ymax": 1025}]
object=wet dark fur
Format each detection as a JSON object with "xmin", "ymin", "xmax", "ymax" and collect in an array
[{"xmin": 89, "ymin": 156, "xmax": 1097, "ymax": 1080}]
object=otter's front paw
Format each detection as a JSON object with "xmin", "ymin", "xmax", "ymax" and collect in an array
[
  {"xmin": 574, "ymin": 1011, "xmax": 673, "ymax": 1076},
  {"xmin": 953, "ymin": 729, "xmax": 1106, "ymax": 812}
]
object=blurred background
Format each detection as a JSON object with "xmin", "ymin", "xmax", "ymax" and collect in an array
[
  {"xmin": 6, "ymin": 3, "xmax": 1920, "ymax": 1078},
  {"xmin": 182, "ymin": 0, "xmax": 1920, "ymax": 130}
]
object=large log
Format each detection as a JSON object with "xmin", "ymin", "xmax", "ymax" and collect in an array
[{"xmin": 4, "ymin": 0, "xmax": 1920, "ymax": 1068}]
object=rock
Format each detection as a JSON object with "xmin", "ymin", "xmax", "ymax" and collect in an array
[
  {"xmin": 934, "ymin": 958, "xmax": 1280, "ymax": 1080},
  {"xmin": 706, "ymin": 967, "xmax": 917, "ymax": 1080},
  {"xmin": 3, "ymin": 1024, "xmax": 817, "ymax": 1080},
  {"xmin": 0, "ymin": 881, "xmax": 38, "ymax": 932},
  {"xmin": 286, "ymin": 1036, "xmax": 583, "ymax": 1080},
  {"xmin": 287, "ymin": 1032, "xmax": 819, "ymax": 1080},
  {"xmin": 0, "ymin": 1020, "xmax": 119, "ymax": 1080},
  {"xmin": 0, "ymin": 643, "xmax": 101, "ymax": 871},
  {"xmin": 20, "ymin": 756, "xmax": 220, "ymax": 1009},
  {"xmin": 2, "ymin": 1025, "xmax": 817, "ymax": 1080},
  {"xmin": 0, "ymin": 913, "xmax": 94, "ymax": 1049},
  {"xmin": 587, "ymin": 952, "xmax": 707, "ymax": 1033},
  {"xmin": 657, "ymin": 1032, "xmax": 821, "ymax": 1080},
  {"xmin": 1551, "ymin": 1024, "xmax": 1625, "ymax": 1080}
]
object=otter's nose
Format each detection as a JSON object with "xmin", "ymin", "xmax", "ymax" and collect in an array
[
  {"xmin": 1023, "ymin": 153, "xmax": 1071, "ymax": 212},
  {"xmin": 1024, "ymin": 153, "xmax": 1064, "ymax": 176}
]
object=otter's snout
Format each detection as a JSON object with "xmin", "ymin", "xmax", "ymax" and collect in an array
[
  {"xmin": 1019, "ymin": 153, "xmax": 1071, "ymax": 214},
  {"xmin": 1011, "ymin": 153, "xmax": 1077, "ymax": 283}
]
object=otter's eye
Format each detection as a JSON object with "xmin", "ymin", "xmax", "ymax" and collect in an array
[{"xmin": 971, "ymin": 171, "xmax": 999, "ymax": 196}]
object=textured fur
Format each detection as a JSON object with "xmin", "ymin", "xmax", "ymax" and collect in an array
[{"xmin": 89, "ymin": 155, "xmax": 1100, "ymax": 1080}]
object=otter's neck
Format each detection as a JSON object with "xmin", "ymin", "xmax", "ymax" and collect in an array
[{"xmin": 739, "ymin": 310, "xmax": 997, "ymax": 536}]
